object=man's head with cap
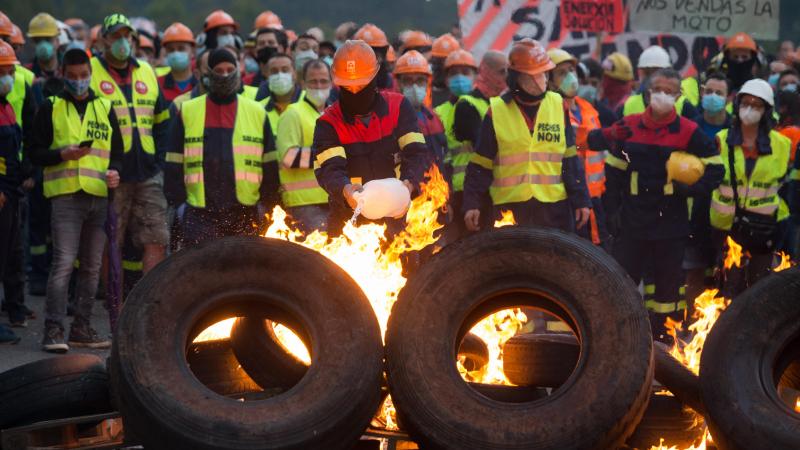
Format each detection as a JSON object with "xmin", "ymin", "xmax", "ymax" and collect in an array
[
  {"xmin": 101, "ymin": 13, "xmax": 136, "ymax": 64},
  {"xmin": 205, "ymin": 47, "xmax": 240, "ymax": 99}
]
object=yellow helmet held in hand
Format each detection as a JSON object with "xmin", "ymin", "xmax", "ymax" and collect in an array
[{"xmin": 666, "ymin": 151, "xmax": 705, "ymax": 185}]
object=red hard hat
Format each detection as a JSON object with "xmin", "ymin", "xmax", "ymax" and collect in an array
[{"xmin": 204, "ymin": 10, "xmax": 238, "ymax": 32}]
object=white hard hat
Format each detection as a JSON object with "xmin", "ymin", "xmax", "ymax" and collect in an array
[
  {"xmin": 738, "ymin": 78, "xmax": 774, "ymax": 107},
  {"xmin": 638, "ymin": 46, "xmax": 671, "ymax": 69}
]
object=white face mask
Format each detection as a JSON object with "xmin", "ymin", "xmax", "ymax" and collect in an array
[
  {"xmin": 268, "ymin": 72, "xmax": 294, "ymax": 96},
  {"xmin": 650, "ymin": 91, "xmax": 677, "ymax": 114},
  {"xmin": 739, "ymin": 106, "xmax": 763, "ymax": 125},
  {"xmin": 306, "ymin": 87, "xmax": 330, "ymax": 108}
]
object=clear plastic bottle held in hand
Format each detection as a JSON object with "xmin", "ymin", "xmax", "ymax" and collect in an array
[{"xmin": 352, "ymin": 178, "xmax": 411, "ymax": 220}]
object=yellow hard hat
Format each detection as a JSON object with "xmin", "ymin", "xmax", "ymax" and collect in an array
[
  {"xmin": 546, "ymin": 48, "xmax": 577, "ymax": 66},
  {"xmin": 602, "ymin": 52, "xmax": 633, "ymax": 82},
  {"xmin": 666, "ymin": 152, "xmax": 705, "ymax": 185},
  {"xmin": 28, "ymin": 12, "xmax": 59, "ymax": 38}
]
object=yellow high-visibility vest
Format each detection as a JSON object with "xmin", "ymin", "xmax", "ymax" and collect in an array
[
  {"xmin": 275, "ymin": 100, "xmax": 328, "ymax": 207},
  {"xmin": 43, "ymin": 97, "xmax": 114, "ymax": 198},
  {"xmin": 180, "ymin": 94, "xmax": 267, "ymax": 208},
  {"xmin": 434, "ymin": 95, "xmax": 488, "ymax": 192}
]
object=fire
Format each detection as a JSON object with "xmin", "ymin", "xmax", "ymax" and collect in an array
[
  {"xmin": 774, "ymin": 252, "xmax": 795, "ymax": 272},
  {"xmin": 458, "ymin": 309, "xmax": 528, "ymax": 385},
  {"xmin": 193, "ymin": 318, "xmax": 236, "ymax": 342},
  {"xmin": 192, "ymin": 319, "xmax": 311, "ymax": 365},
  {"xmin": 723, "ymin": 236, "xmax": 743, "ymax": 270},
  {"xmin": 795, "ymin": 397, "xmax": 800, "ymax": 413},
  {"xmin": 666, "ymin": 289, "xmax": 729, "ymax": 375},
  {"xmin": 649, "ymin": 435, "xmax": 708, "ymax": 450},
  {"xmin": 494, "ymin": 210, "xmax": 516, "ymax": 228}
]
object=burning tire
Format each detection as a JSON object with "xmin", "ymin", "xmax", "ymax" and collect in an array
[
  {"xmin": 653, "ymin": 341, "xmax": 705, "ymax": 414},
  {"xmin": 502, "ymin": 333, "xmax": 579, "ymax": 388},
  {"xmin": 109, "ymin": 236, "xmax": 384, "ymax": 450},
  {"xmin": 229, "ymin": 318, "xmax": 309, "ymax": 390},
  {"xmin": 187, "ymin": 338, "xmax": 264, "ymax": 396},
  {"xmin": 0, "ymin": 354, "xmax": 111, "ymax": 429},
  {"xmin": 624, "ymin": 393, "xmax": 705, "ymax": 449},
  {"xmin": 699, "ymin": 266, "xmax": 800, "ymax": 450},
  {"xmin": 457, "ymin": 333, "xmax": 490, "ymax": 372},
  {"xmin": 385, "ymin": 227, "xmax": 653, "ymax": 449}
]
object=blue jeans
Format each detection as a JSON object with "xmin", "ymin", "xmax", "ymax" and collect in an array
[{"xmin": 46, "ymin": 192, "xmax": 108, "ymax": 328}]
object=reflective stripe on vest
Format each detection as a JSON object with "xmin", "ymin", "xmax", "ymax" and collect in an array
[
  {"xmin": 489, "ymin": 92, "xmax": 568, "ymax": 205},
  {"xmin": 710, "ymin": 129, "xmax": 791, "ymax": 231},
  {"xmin": 44, "ymin": 97, "xmax": 114, "ymax": 198},
  {"xmin": 262, "ymin": 91, "xmax": 306, "ymax": 137},
  {"xmin": 622, "ymin": 93, "xmax": 688, "ymax": 117},
  {"xmin": 571, "ymin": 97, "xmax": 605, "ymax": 197},
  {"xmin": 276, "ymin": 101, "xmax": 328, "ymax": 207},
  {"xmin": 180, "ymin": 94, "xmax": 266, "ymax": 208},
  {"xmin": 90, "ymin": 57, "xmax": 161, "ymax": 154},
  {"xmin": 435, "ymin": 95, "xmax": 489, "ymax": 192}
]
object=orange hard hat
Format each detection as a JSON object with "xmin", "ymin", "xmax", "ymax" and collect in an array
[
  {"xmin": 0, "ymin": 11, "xmax": 13, "ymax": 37},
  {"xmin": 254, "ymin": 11, "xmax": 282, "ymax": 30},
  {"xmin": 508, "ymin": 38, "xmax": 554, "ymax": 76},
  {"xmin": 204, "ymin": 10, "xmax": 238, "ymax": 32},
  {"xmin": 354, "ymin": 23, "xmax": 389, "ymax": 48},
  {"xmin": 726, "ymin": 32, "xmax": 757, "ymax": 52},
  {"xmin": 401, "ymin": 30, "xmax": 432, "ymax": 52},
  {"xmin": 394, "ymin": 50, "xmax": 431, "ymax": 76},
  {"xmin": 138, "ymin": 34, "xmax": 154, "ymax": 50},
  {"xmin": 64, "ymin": 18, "xmax": 85, "ymax": 28},
  {"xmin": 331, "ymin": 40, "xmax": 379, "ymax": 90},
  {"xmin": 386, "ymin": 45, "xmax": 397, "ymax": 63},
  {"xmin": 444, "ymin": 49, "xmax": 477, "ymax": 70},
  {"xmin": 0, "ymin": 40, "xmax": 19, "ymax": 66},
  {"xmin": 162, "ymin": 22, "xmax": 194, "ymax": 45},
  {"xmin": 431, "ymin": 33, "xmax": 460, "ymax": 58},
  {"xmin": 9, "ymin": 24, "xmax": 24, "ymax": 45}
]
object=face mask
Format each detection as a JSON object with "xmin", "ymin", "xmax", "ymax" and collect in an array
[
  {"xmin": 334, "ymin": 40, "xmax": 344, "ymax": 49},
  {"xmin": 339, "ymin": 79, "xmax": 376, "ymax": 116},
  {"xmin": 208, "ymin": 70, "xmax": 240, "ymax": 98},
  {"xmin": 268, "ymin": 72, "xmax": 294, "ymax": 96},
  {"xmin": 0, "ymin": 75, "xmax": 13, "ymax": 96},
  {"xmin": 739, "ymin": 106, "xmax": 763, "ymax": 125},
  {"xmin": 507, "ymin": 70, "xmax": 546, "ymax": 103},
  {"xmin": 402, "ymin": 84, "xmax": 427, "ymax": 107},
  {"xmin": 166, "ymin": 51, "xmax": 191, "ymax": 72},
  {"xmin": 294, "ymin": 50, "xmax": 318, "ymax": 71},
  {"xmin": 216, "ymin": 34, "xmax": 236, "ymax": 49},
  {"xmin": 244, "ymin": 56, "xmax": 259, "ymax": 74},
  {"xmin": 577, "ymin": 84, "xmax": 597, "ymax": 103},
  {"xmin": 36, "ymin": 41, "xmax": 55, "ymax": 61},
  {"xmin": 448, "ymin": 74, "xmax": 473, "ymax": 96},
  {"xmin": 701, "ymin": 93, "xmax": 726, "ymax": 114},
  {"xmin": 768, "ymin": 73, "xmax": 780, "ymax": 87},
  {"xmin": 559, "ymin": 71, "xmax": 579, "ymax": 98},
  {"xmin": 322, "ymin": 56, "xmax": 333, "ymax": 67},
  {"xmin": 110, "ymin": 37, "xmax": 131, "ymax": 61},
  {"xmin": 782, "ymin": 83, "xmax": 798, "ymax": 93},
  {"xmin": 306, "ymin": 87, "xmax": 330, "ymax": 108},
  {"xmin": 64, "ymin": 77, "xmax": 91, "ymax": 97},
  {"xmin": 649, "ymin": 91, "xmax": 676, "ymax": 114}
]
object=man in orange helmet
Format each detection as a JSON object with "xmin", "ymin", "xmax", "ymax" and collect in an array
[
  {"xmin": 313, "ymin": 40, "xmax": 431, "ymax": 236},
  {"xmin": 715, "ymin": 32, "xmax": 761, "ymax": 92},
  {"xmin": 203, "ymin": 10, "xmax": 239, "ymax": 51},
  {"xmin": 430, "ymin": 33, "xmax": 460, "ymax": 106},
  {"xmin": 354, "ymin": 24, "xmax": 394, "ymax": 91},
  {"xmin": 158, "ymin": 23, "xmax": 196, "ymax": 102},
  {"xmin": 463, "ymin": 38, "xmax": 591, "ymax": 234},
  {"xmin": 253, "ymin": 11, "xmax": 283, "ymax": 31},
  {"xmin": 400, "ymin": 30, "xmax": 432, "ymax": 58}
]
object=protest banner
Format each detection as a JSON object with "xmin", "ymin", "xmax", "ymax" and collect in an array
[{"xmin": 561, "ymin": 0, "xmax": 624, "ymax": 33}]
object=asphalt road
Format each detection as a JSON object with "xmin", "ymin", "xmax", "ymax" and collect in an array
[{"xmin": 0, "ymin": 292, "xmax": 111, "ymax": 373}]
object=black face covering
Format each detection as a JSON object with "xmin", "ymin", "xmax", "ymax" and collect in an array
[
  {"xmin": 726, "ymin": 56, "xmax": 756, "ymax": 91},
  {"xmin": 339, "ymin": 79, "xmax": 377, "ymax": 116},
  {"xmin": 256, "ymin": 46, "xmax": 278, "ymax": 64},
  {"xmin": 431, "ymin": 58, "xmax": 446, "ymax": 89},
  {"xmin": 506, "ymin": 69, "xmax": 546, "ymax": 103}
]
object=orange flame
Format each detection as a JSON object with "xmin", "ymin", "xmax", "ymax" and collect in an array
[
  {"xmin": 795, "ymin": 397, "xmax": 800, "ymax": 413},
  {"xmin": 723, "ymin": 236, "xmax": 743, "ymax": 270},
  {"xmin": 493, "ymin": 210, "xmax": 516, "ymax": 228},
  {"xmin": 774, "ymin": 252, "xmax": 795, "ymax": 272},
  {"xmin": 666, "ymin": 289, "xmax": 729, "ymax": 375},
  {"xmin": 458, "ymin": 309, "xmax": 528, "ymax": 385}
]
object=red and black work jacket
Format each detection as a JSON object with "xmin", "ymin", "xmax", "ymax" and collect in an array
[
  {"xmin": 312, "ymin": 91, "xmax": 431, "ymax": 212},
  {"xmin": 157, "ymin": 72, "xmax": 197, "ymax": 103},
  {"xmin": 0, "ymin": 98, "xmax": 22, "ymax": 198},
  {"xmin": 416, "ymin": 106, "xmax": 446, "ymax": 170}
]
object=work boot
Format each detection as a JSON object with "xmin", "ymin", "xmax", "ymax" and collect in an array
[
  {"xmin": 68, "ymin": 323, "xmax": 111, "ymax": 349},
  {"xmin": 9, "ymin": 314, "xmax": 28, "ymax": 328},
  {"xmin": 0, "ymin": 324, "xmax": 20, "ymax": 345},
  {"xmin": 42, "ymin": 323, "xmax": 69, "ymax": 353}
]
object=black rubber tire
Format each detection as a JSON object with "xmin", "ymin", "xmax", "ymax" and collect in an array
[
  {"xmin": 653, "ymin": 341, "xmax": 705, "ymax": 415},
  {"xmin": 457, "ymin": 333, "xmax": 489, "ymax": 372},
  {"xmin": 624, "ymin": 394, "xmax": 705, "ymax": 449},
  {"xmin": 109, "ymin": 236, "xmax": 384, "ymax": 450},
  {"xmin": 385, "ymin": 227, "xmax": 654, "ymax": 450},
  {"xmin": 229, "ymin": 318, "xmax": 308, "ymax": 390},
  {"xmin": 0, "ymin": 354, "xmax": 112, "ymax": 429},
  {"xmin": 699, "ymin": 266, "xmax": 800, "ymax": 450},
  {"xmin": 502, "ymin": 333, "xmax": 579, "ymax": 388},
  {"xmin": 779, "ymin": 360, "xmax": 800, "ymax": 390},
  {"xmin": 186, "ymin": 338, "xmax": 264, "ymax": 396}
]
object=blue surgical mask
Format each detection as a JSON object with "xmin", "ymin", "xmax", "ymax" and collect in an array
[
  {"xmin": 559, "ymin": 71, "xmax": 579, "ymax": 97},
  {"xmin": 768, "ymin": 73, "xmax": 780, "ymax": 88},
  {"xmin": 0, "ymin": 75, "xmax": 13, "ymax": 96},
  {"xmin": 322, "ymin": 56, "xmax": 333, "ymax": 67},
  {"xmin": 577, "ymin": 84, "xmax": 597, "ymax": 103},
  {"xmin": 244, "ymin": 56, "xmax": 259, "ymax": 74},
  {"xmin": 216, "ymin": 34, "xmax": 236, "ymax": 49},
  {"xmin": 701, "ymin": 93, "xmax": 726, "ymax": 113},
  {"xmin": 111, "ymin": 37, "xmax": 131, "ymax": 61},
  {"xmin": 294, "ymin": 50, "xmax": 318, "ymax": 71},
  {"xmin": 36, "ymin": 41, "xmax": 55, "ymax": 61},
  {"xmin": 448, "ymin": 74, "xmax": 473, "ymax": 96},
  {"xmin": 166, "ymin": 51, "xmax": 190, "ymax": 72},
  {"xmin": 782, "ymin": 83, "xmax": 798, "ymax": 93},
  {"xmin": 268, "ymin": 72, "xmax": 294, "ymax": 96},
  {"xmin": 64, "ymin": 77, "xmax": 91, "ymax": 97},
  {"xmin": 402, "ymin": 84, "xmax": 427, "ymax": 107}
]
